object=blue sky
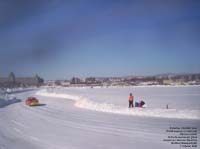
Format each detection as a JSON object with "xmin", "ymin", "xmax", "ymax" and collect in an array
[{"xmin": 0, "ymin": 0, "xmax": 200, "ymax": 79}]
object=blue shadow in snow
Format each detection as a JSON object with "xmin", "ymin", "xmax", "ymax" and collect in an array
[{"xmin": 0, "ymin": 98, "xmax": 22, "ymax": 108}]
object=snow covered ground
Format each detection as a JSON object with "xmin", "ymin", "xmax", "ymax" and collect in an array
[
  {"xmin": 0, "ymin": 86, "xmax": 200, "ymax": 149},
  {"xmin": 37, "ymin": 86, "xmax": 200, "ymax": 119}
]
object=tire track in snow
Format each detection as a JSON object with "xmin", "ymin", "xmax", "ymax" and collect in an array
[{"xmin": 7, "ymin": 97, "xmax": 164, "ymax": 142}]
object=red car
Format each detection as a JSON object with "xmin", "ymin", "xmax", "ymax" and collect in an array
[{"xmin": 25, "ymin": 97, "xmax": 39, "ymax": 106}]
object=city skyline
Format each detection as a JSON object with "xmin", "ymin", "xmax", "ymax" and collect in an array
[{"xmin": 0, "ymin": 0, "xmax": 200, "ymax": 79}]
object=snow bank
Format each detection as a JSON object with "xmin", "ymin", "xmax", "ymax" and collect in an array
[
  {"xmin": 75, "ymin": 98, "xmax": 200, "ymax": 119},
  {"xmin": 36, "ymin": 89, "xmax": 200, "ymax": 120},
  {"xmin": 36, "ymin": 89, "xmax": 80, "ymax": 100}
]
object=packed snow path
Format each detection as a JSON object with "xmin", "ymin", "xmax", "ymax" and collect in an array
[{"xmin": 0, "ymin": 89, "xmax": 199, "ymax": 149}]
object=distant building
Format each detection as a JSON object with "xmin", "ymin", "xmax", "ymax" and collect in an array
[
  {"xmin": 85, "ymin": 77, "xmax": 96, "ymax": 84},
  {"xmin": 163, "ymin": 79, "xmax": 173, "ymax": 85},
  {"xmin": 0, "ymin": 72, "xmax": 44, "ymax": 87},
  {"xmin": 0, "ymin": 77, "xmax": 8, "ymax": 84},
  {"xmin": 8, "ymin": 72, "xmax": 16, "ymax": 83},
  {"xmin": 70, "ymin": 77, "xmax": 81, "ymax": 84},
  {"xmin": 45, "ymin": 80, "xmax": 55, "ymax": 86},
  {"xmin": 61, "ymin": 80, "xmax": 70, "ymax": 86}
]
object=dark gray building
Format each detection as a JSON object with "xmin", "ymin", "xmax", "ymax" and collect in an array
[
  {"xmin": 0, "ymin": 72, "xmax": 44, "ymax": 87},
  {"xmin": 70, "ymin": 77, "xmax": 81, "ymax": 84}
]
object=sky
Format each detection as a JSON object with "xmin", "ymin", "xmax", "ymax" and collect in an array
[{"xmin": 0, "ymin": 0, "xmax": 200, "ymax": 80}]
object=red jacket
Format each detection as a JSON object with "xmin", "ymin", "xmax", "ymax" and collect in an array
[{"xmin": 129, "ymin": 95, "xmax": 133, "ymax": 101}]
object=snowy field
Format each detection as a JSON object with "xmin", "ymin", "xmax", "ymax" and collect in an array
[
  {"xmin": 0, "ymin": 86, "xmax": 200, "ymax": 149},
  {"xmin": 37, "ymin": 86, "xmax": 200, "ymax": 119}
]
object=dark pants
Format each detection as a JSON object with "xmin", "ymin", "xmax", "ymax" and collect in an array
[{"xmin": 129, "ymin": 101, "xmax": 133, "ymax": 108}]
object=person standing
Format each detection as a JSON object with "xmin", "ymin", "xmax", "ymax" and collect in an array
[{"xmin": 129, "ymin": 93, "xmax": 134, "ymax": 108}]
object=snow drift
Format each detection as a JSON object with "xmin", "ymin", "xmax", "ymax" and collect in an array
[{"xmin": 36, "ymin": 88, "xmax": 200, "ymax": 120}]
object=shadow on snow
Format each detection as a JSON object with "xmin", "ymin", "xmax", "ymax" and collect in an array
[
  {"xmin": 0, "ymin": 98, "xmax": 22, "ymax": 108},
  {"xmin": 28, "ymin": 103, "xmax": 46, "ymax": 107}
]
